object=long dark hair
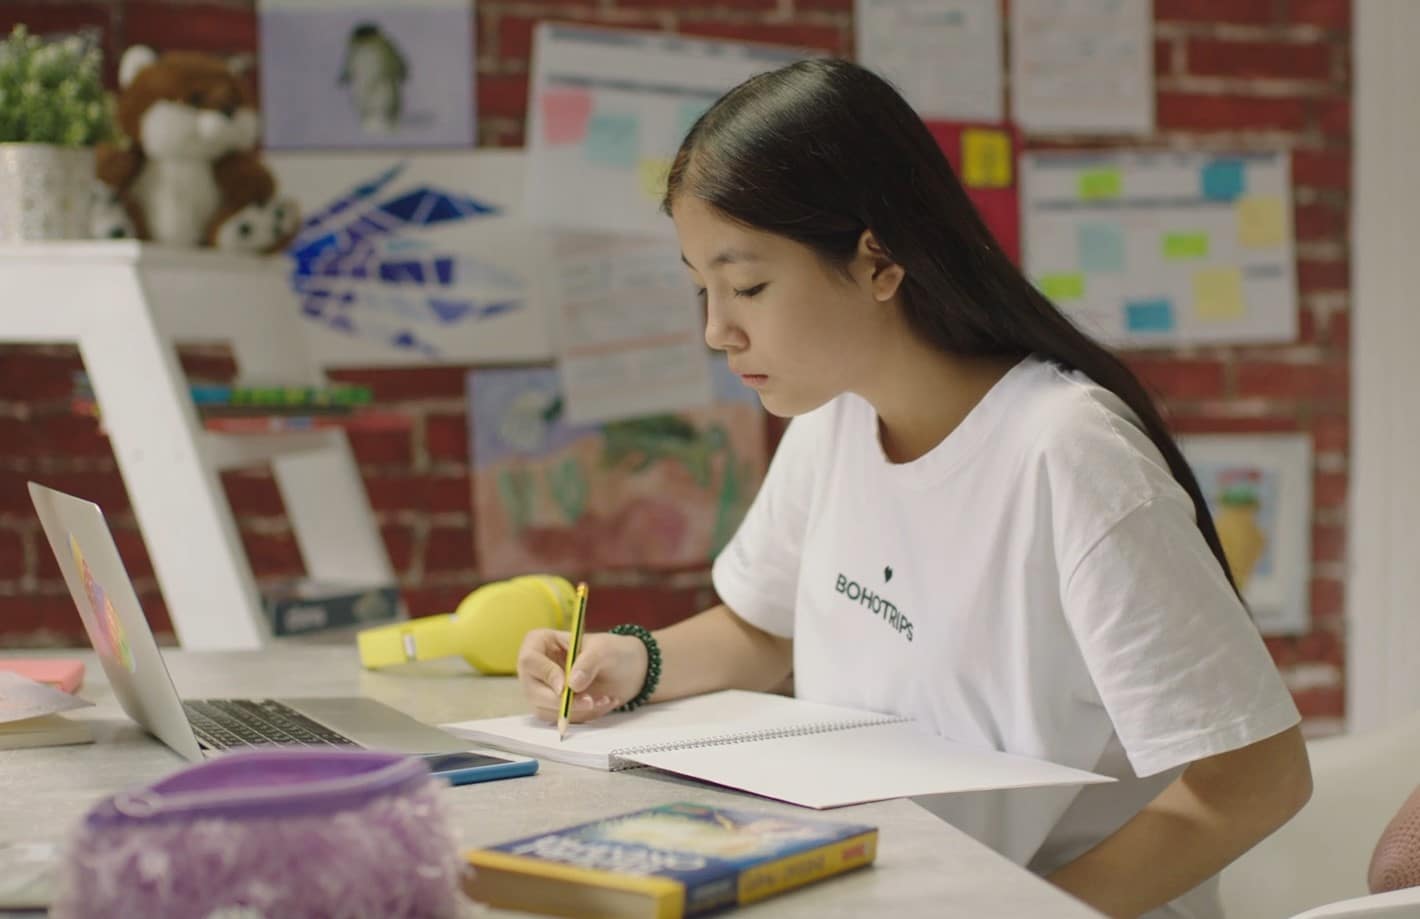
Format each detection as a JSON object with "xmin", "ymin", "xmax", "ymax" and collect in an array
[{"xmin": 663, "ymin": 57, "xmax": 1239, "ymax": 596}]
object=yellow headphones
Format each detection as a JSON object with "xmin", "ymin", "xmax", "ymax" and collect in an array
[{"xmin": 356, "ymin": 575, "xmax": 577, "ymax": 675}]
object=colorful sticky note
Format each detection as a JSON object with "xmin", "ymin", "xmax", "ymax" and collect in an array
[
  {"xmin": 1237, "ymin": 196, "xmax": 1286, "ymax": 248},
  {"xmin": 961, "ymin": 129, "xmax": 1013, "ymax": 189},
  {"xmin": 1078, "ymin": 168, "xmax": 1122, "ymax": 201},
  {"xmin": 637, "ymin": 157, "xmax": 672, "ymax": 201},
  {"xmin": 1163, "ymin": 232, "xmax": 1210, "ymax": 260},
  {"xmin": 677, "ymin": 99, "xmax": 710, "ymax": 142},
  {"xmin": 584, "ymin": 113, "xmax": 640, "ymax": 169},
  {"xmin": 540, "ymin": 89, "xmax": 594, "ymax": 145},
  {"xmin": 1193, "ymin": 268, "xmax": 1244, "ymax": 320},
  {"xmin": 1125, "ymin": 299, "xmax": 1175, "ymax": 333},
  {"xmin": 1201, "ymin": 159, "xmax": 1247, "ymax": 202},
  {"xmin": 1078, "ymin": 223, "xmax": 1125, "ymax": 273},
  {"xmin": 1039, "ymin": 273, "xmax": 1085, "ymax": 301}
]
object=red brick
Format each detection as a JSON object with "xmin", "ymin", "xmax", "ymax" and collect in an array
[
  {"xmin": 1317, "ymin": 97, "xmax": 1351, "ymax": 137},
  {"xmin": 0, "ymin": 593, "xmax": 88, "ymax": 642},
  {"xmin": 1296, "ymin": 628, "xmax": 1345, "ymax": 666},
  {"xmin": 381, "ymin": 524, "xmax": 416, "ymax": 576},
  {"xmin": 1155, "ymin": 39, "xmax": 1174, "ymax": 78},
  {"xmin": 176, "ymin": 348, "xmax": 237, "ymax": 382},
  {"xmin": 221, "ymin": 472, "xmax": 284, "ymax": 517},
  {"xmin": 477, "ymin": 73, "xmax": 530, "ymax": 120},
  {"xmin": 1167, "ymin": 415, "xmax": 1303, "ymax": 436},
  {"xmin": 1324, "ymin": 310, "xmax": 1350, "ymax": 348},
  {"xmin": 481, "ymin": 121, "xmax": 526, "ymax": 148},
  {"xmin": 625, "ymin": 0, "xmax": 776, "ymax": 8},
  {"xmin": 1288, "ymin": 0, "xmax": 1350, "ymax": 31},
  {"xmin": 1312, "ymin": 415, "xmax": 1348, "ymax": 452},
  {"xmin": 1155, "ymin": 0, "xmax": 1275, "ymax": 25},
  {"xmin": 1313, "ymin": 524, "xmax": 1345, "ymax": 563},
  {"xmin": 1157, "ymin": 93, "xmax": 1309, "ymax": 133},
  {"xmin": 328, "ymin": 367, "xmax": 472, "ymax": 402},
  {"xmin": 1296, "ymin": 304, "xmax": 1319, "ymax": 344},
  {"xmin": 1292, "ymin": 684, "xmax": 1345, "ymax": 719},
  {"xmin": 1186, "ymin": 39, "xmax": 1331, "ymax": 82},
  {"xmin": 1292, "ymin": 150, "xmax": 1350, "ymax": 190},
  {"xmin": 1234, "ymin": 361, "xmax": 1348, "ymax": 401},
  {"xmin": 426, "ymin": 526, "xmax": 476, "ymax": 573},
  {"xmin": 426, "ymin": 413, "xmax": 470, "ymax": 464},
  {"xmin": 402, "ymin": 585, "xmax": 474, "ymax": 619},
  {"xmin": 0, "ymin": 528, "xmax": 24, "ymax": 580},
  {"xmin": 241, "ymin": 530, "xmax": 303, "ymax": 578},
  {"xmin": 0, "ymin": 469, "xmax": 129, "ymax": 518},
  {"xmin": 676, "ymin": 21, "xmax": 844, "ymax": 55},
  {"xmin": 583, "ymin": 583, "xmax": 709, "ymax": 631},
  {"xmin": 123, "ymin": 2, "xmax": 256, "ymax": 54},
  {"xmin": 1296, "ymin": 258, "xmax": 1350, "ymax": 295},
  {"xmin": 1293, "ymin": 202, "xmax": 1346, "ymax": 242},
  {"xmin": 1313, "ymin": 470, "xmax": 1347, "ymax": 508},
  {"xmin": 0, "ymin": 347, "xmax": 84, "ymax": 401},
  {"xmin": 1127, "ymin": 358, "xmax": 1227, "ymax": 402},
  {"xmin": 0, "ymin": 413, "xmax": 111, "ymax": 460},
  {"xmin": 791, "ymin": 0, "xmax": 852, "ymax": 10},
  {"xmin": 33, "ymin": 522, "xmax": 149, "ymax": 579},
  {"xmin": 365, "ymin": 473, "xmax": 470, "ymax": 515},
  {"xmin": 0, "ymin": 4, "xmax": 116, "ymax": 83},
  {"xmin": 347, "ymin": 428, "xmax": 413, "ymax": 466}
]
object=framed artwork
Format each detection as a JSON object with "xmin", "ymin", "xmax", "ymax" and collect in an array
[{"xmin": 1180, "ymin": 434, "xmax": 1314, "ymax": 635}]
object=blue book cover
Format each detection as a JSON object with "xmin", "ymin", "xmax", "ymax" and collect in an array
[{"xmin": 465, "ymin": 801, "xmax": 877, "ymax": 918}]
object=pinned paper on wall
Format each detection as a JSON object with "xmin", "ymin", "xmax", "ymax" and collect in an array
[
  {"xmin": 855, "ymin": 0, "xmax": 1003, "ymax": 122},
  {"xmin": 527, "ymin": 23, "xmax": 807, "ymax": 237},
  {"xmin": 1022, "ymin": 150, "xmax": 1297, "ymax": 347},
  {"xmin": 269, "ymin": 150, "xmax": 551, "ymax": 366},
  {"xmin": 1010, "ymin": 0, "xmax": 1153, "ymax": 134},
  {"xmin": 925, "ymin": 120, "xmax": 1022, "ymax": 263}
]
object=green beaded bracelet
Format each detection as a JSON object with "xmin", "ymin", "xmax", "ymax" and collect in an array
[{"xmin": 609, "ymin": 623, "xmax": 661, "ymax": 712}]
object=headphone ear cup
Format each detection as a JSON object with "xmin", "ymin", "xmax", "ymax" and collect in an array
[{"xmin": 459, "ymin": 579, "xmax": 572, "ymax": 675}]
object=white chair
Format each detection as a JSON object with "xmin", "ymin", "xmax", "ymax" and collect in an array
[
  {"xmin": 1288, "ymin": 886, "xmax": 1420, "ymax": 919},
  {"xmin": 1218, "ymin": 709, "xmax": 1420, "ymax": 919}
]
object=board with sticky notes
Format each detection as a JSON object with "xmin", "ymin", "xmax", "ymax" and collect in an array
[
  {"xmin": 526, "ymin": 23, "xmax": 804, "ymax": 238},
  {"xmin": 1020, "ymin": 150, "xmax": 1297, "ymax": 348},
  {"xmin": 925, "ymin": 121, "xmax": 1021, "ymax": 263}
]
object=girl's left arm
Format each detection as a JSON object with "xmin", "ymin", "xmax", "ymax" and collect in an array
[{"xmin": 1045, "ymin": 723, "xmax": 1312, "ymax": 919}]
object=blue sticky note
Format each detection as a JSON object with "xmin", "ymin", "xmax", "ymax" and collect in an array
[
  {"xmin": 677, "ymin": 100, "xmax": 710, "ymax": 141},
  {"xmin": 584, "ymin": 113, "xmax": 640, "ymax": 169},
  {"xmin": 1201, "ymin": 159, "xmax": 1246, "ymax": 201},
  {"xmin": 1125, "ymin": 299, "xmax": 1176, "ymax": 333},
  {"xmin": 1078, "ymin": 223, "xmax": 1125, "ymax": 273}
]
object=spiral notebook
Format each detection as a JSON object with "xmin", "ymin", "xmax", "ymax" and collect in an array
[{"xmin": 441, "ymin": 690, "xmax": 1111, "ymax": 809}]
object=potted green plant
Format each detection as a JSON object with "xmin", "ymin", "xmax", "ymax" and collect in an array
[{"xmin": 0, "ymin": 25, "xmax": 115, "ymax": 241}]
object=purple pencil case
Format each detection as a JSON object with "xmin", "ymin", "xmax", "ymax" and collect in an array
[{"xmin": 49, "ymin": 748, "xmax": 474, "ymax": 919}]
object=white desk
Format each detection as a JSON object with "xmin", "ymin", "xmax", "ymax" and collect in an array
[{"xmin": 0, "ymin": 646, "xmax": 1102, "ymax": 918}]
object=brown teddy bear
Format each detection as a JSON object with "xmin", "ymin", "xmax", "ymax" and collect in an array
[{"xmin": 93, "ymin": 46, "xmax": 299, "ymax": 254}]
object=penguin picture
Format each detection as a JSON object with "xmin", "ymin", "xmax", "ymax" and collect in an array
[{"xmin": 339, "ymin": 22, "xmax": 409, "ymax": 134}]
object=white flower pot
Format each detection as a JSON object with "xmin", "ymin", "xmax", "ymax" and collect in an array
[{"xmin": 0, "ymin": 143, "xmax": 96, "ymax": 242}]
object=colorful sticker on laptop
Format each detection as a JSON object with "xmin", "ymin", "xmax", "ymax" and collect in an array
[{"xmin": 69, "ymin": 534, "xmax": 134, "ymax": 673}]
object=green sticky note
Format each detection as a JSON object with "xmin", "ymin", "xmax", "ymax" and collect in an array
[
  {"xmin": 584, "ymin": 112, "xmax": 640, "ymax": 169},
  {"xmin": 1078, "ymin": 169, "xmax": 1122, "ymax": 200},
  {"xmin": 1162, "ymin": 232, "xmax": 1210, "ymax": 260},
  {"xmin": 1039, "ymin": 273, "xmax": 1085, "ymax": 301}
]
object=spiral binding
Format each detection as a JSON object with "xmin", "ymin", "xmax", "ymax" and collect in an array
[{"xmin": 604, "ymin": 714, "xmax": 905, "ymax": 772}]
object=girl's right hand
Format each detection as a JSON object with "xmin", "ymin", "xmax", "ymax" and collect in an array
[{"xmin": 516, "ymin": 628, "xmax": 650, "ymax": 724}]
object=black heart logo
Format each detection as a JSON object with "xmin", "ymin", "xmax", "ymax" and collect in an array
[{"xmin": 884, "ymin": 566, "xmax": 893, "ymax": 582}]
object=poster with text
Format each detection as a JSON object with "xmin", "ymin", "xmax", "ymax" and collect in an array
[
  {"xmin": 259, "ymin": 0, "xmax": 475, "ymax": 149},
  {"xmin": 527, "ymin": 23, "xmax": 806, "ymax": 237},
  {"xmin": 269, "ymin": 150, "xmax": 551, "ymax": 367},
  {"xmin": 1021, "ymin": 150, "xmax": 1297, "ymax": 347},
  {"xmin": 1180, "ymin": 434, "xmax": 1313, "ymax": 636},
  {"xmin": 856, "ymin": 0, "xmax": 1003, "ymax": 122},
  {"xmin": 469, "ymin": 359, "xmax": 766, "ymax": 578}
]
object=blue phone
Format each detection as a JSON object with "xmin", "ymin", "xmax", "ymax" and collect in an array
[{"xmin": 419, "ymin": 750, "xmax": 539, "ymax": 786}]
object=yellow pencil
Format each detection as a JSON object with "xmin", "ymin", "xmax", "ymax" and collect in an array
[{"xmin": 557, "ymin": 581, "xmax": 589, "ymax": 741}]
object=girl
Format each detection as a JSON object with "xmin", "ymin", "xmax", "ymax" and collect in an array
[{"xmin": 516, "ymin": 58, "xmax": 1311, "ymax": 919}]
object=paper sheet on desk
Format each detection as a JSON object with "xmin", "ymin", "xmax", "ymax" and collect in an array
[
  {"xmin": 624, "ymin": 721, "xmax": 1114, "ymax": 810},
  {"xmin": 0, "ymin": 671, "xmax": 91, "ymax": 723}
]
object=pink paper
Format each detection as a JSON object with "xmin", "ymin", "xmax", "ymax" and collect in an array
[{"xmin": 541, "ymin": 89, "xmax": 595, "ymax": 145}]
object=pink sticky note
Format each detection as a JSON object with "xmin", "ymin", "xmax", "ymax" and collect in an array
[{"xmin": 541, "ymin": 89, "xmax": 594, "ymax": 145}]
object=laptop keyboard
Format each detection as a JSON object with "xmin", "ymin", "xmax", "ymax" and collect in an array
[{"xmin": 183, "ymin": 699, "xmax": 361, "ymax": 751}]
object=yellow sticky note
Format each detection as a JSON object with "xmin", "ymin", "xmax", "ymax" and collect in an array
[
  {"xmin": 1237, "ymin": 196, "xmax": 1285, "ymax": 248},
  {"xmin": 961, "ymin": 129, "xmax": 1012, "ymax": 188},
  {"xmin": 1078, "ymin": 169, "xmax": 1122, "ymax": 200},
  {"xmin": 1039, "ymin": 273, "xmax": 1085, "ymax": 301},
  {"xmin": 1162, "ymin": 232, "xmax": 1210, "ymax": 260},
  {"xmin": 637, "ymin": 157, "xmax": 672, "ymax": 201},
  {"xmin": 1193, "ymin": 267, "xmax": 1244, "ymax": 320}
]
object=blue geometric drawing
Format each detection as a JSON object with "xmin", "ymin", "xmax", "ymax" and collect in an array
[{"xmin": 284, "ymin": 161, "xmax": 525, "ymax": 358}]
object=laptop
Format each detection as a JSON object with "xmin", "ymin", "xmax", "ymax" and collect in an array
[{"xmin": 28, "ymin": 482, "xmax": 468, "ymax": 761}]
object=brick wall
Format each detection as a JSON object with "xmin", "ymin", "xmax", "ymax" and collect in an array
[{"xmin": 0, "ymin": 1, "xmax": 1350, "ymax": 729}]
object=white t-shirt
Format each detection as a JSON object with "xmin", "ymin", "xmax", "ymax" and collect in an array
[{"xmin": 712, "ymin": 357, "xmax": 1301, "ymax": 919}]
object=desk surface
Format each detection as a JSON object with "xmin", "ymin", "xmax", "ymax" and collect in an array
[{"xmin": 1, "ymin": 646, "xmax": 1101, "ymax": 918}]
